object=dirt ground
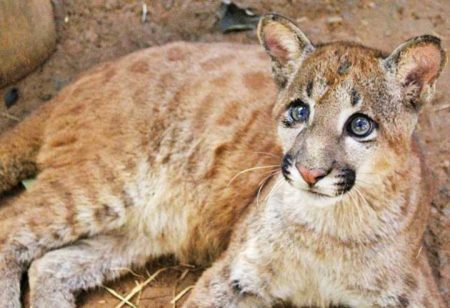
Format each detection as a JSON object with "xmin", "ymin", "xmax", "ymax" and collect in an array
[{"xmin": 0, "ymin": 0, "xmax": 448, "ymax": 307}]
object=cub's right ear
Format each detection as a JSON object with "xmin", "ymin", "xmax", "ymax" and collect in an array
[{"xmin": 257, "ymin": 13, "xmax": 314, "ymax": 88}]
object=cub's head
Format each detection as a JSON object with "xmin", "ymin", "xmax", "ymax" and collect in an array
[{"xmin": 258, "ymin": 14, "xmax": 446, "ymax": 207}]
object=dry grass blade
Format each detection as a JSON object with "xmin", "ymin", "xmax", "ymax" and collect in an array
[
  {"xmin": 135, "ymin": 280, "xmax": 142, "ymax": 307},
  {"xmin": 1, "ymin": 112, "xmax": 21, "ymax": 122},
  {"xmin": 111, "ymin": 267, "xmax": 145, "ymax": 279},
  {"xmin": 177, "ymin": 269, "xmax": 190, "ymax": 282},
  {"xmin": 434, "ymin": 103, "xmax": 450, "ymax": 111},
  {"xmin": 115, "ymin": 267, "xmax": 168, "ymax": 308},
  {"xmin": 104, "ymin": 286, "xmax": 137, "ymax": 308},
  {"xmin": 172, "ymin": 268, "xmax": 192, "ymax": 308},
  {"xmin": 416, "ymin": 245, "xmax": 423, "ymax": 259},
  {"xmin": 170, "ymin": 285, "xmax": 195, "ymax": 305}
]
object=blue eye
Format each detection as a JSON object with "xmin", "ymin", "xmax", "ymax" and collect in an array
[
  {"xmin": 347, "ymin": 114, "xmax": 375, "ymax": 138},
  {"xmin": 289, "ymin": 103, "xmax": 309, "ymax": 123}
]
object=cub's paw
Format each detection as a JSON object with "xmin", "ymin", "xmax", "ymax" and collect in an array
[
  {"xmin": 229, "ymin": 274, "xmax": 261, "ymax": 297},
  {"xmin": 231, "ymin": 279, "xmax": 249, "ymax": 295}
]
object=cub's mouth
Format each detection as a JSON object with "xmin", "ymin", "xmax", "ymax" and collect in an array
[{"xmin": 281, "ymin": 154, "xmax": 356, "ymax": 199}]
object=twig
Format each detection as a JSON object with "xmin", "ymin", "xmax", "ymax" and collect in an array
[
  {"xmin": 115, "ymin": 267, "xmax": 168, "ymax": 308},
  {"xmin": 170, "ymin": 285, "xmax": 195, "ymax": 305},
  {"xmin": 141, "ymin": 2, "xmax": 148, "ymax": 23},
  {"xmin": 134, "ymin": 280, "xmax": 142, "ymax": 307},
  {"xmin": 434, "ymin": 103, "xmax": 450, "ymax": 111},
  {"xmin": 172, "ymin": 268, "xmax": 191, "ymax": 308},
  {"xmin": 111, "ymin": 267, "xmax": 145, "ymax": 279},
  {"xmin": 104, "ymin": 286, "xmax": 137, "ymax": 308},
  {"xmin": 415, "ymin": 245, "xmax": 423, "ymax": 259},
  {"xmin": 1, "ymin": 112, "xmax": 21, "ymax": 122}
]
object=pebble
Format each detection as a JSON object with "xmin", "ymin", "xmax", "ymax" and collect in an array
[{"xmin": 327, "ymin": 16, "xmax": 343, "ymax": 24}]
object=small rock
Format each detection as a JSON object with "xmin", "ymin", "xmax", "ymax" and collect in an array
[
  {"xmin": 85, "ymin": 29, "xmax": 98, "ymax": 43},
  {"xmin": 53, "ymin": 78, "xmax": 69, "ymax": 91},
  {"xmin": 327, "ymin": 16, "xmax": 343, "ymax": 24},
  {"xmin": 443, "ymin": 207, "xmax": 450, "ymax": 218},
  {"xmin": 296, "ymin": 16, "xmax": 309, "ymax": 23},
  {"xmin": 4, "ymin": 87, "xmax": 19, "ymax": 108}
]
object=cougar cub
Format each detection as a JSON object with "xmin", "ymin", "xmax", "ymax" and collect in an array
[
  {"xmin": 185, "ymin": 14, "xmax": 446, "ymax": 307},
  {"xmin": 0, "ymin": 13, "xmax": 445, "ymax": 307}
]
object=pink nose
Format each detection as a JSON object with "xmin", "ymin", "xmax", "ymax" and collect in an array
[{"xmin": 297, "ymin": 165, "xmax": 327, "ymax": 186}]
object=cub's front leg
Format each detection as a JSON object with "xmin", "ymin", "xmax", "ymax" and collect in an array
[{"xmin": 184, "ymin": 256, "xmax": 276, "ymax": 308}]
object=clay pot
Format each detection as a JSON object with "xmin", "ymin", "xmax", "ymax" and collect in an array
[{"xmin": 0, "ymin": 0, "xmax": 56, "ymax": 88}]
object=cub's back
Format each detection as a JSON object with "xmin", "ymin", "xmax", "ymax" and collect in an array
[{"xmin": 39, "ymin": 42, "xmax": 277, "ymax": 167}]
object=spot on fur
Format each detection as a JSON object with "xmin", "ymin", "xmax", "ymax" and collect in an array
[
  {"xmin": 243, "ymin": 71, "xmax": 271, "ymax": 91},
  {"xmin": 338, "ymin": 59, "xmax": 352, "ymax": 75},
  {"xmin": 404, "ymin": 274, "xmax": 418, "ymax": 291},
  {"xmin": 397, "ymin": 295, "xmax": 409, "ymax": 307},
  {"xmin": 128, "ymin": 60, "xmax": 149, "ymax": 74},
  {"xmin": 132, "ymin": 86, "xmax": 147, "ymax": 105},
  {"xmin": 103, "ymin": 68, "xmax": 117, "ymax": 83},
  {"xmin": 167, "ymin": 46, "xmax": 185, "ymax": 61},
  {"xmin": 200, "ymin": 55, "xmax": 235, "ymax": 71},
  {"xmin": 211, "ymin": 76, "xmax": 229, "ymax": 87},
  {"xmin": 50, "ymin": 135, "xmax": 78, "ymax": 148},
  {"xmin": 306, "ymin": 80, "xmax": 313, "ymax": 97},
  {"xmin": 351, "ymin": 89, "xmax": 361, "ymax": 105}
]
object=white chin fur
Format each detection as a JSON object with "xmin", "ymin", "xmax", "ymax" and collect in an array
[{"xmin": 290, "ymin": 187, "xmax": 342, "ymax": 208}]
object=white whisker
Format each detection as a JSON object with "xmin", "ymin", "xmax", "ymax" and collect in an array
[
  {"xmin": 263, "ymin": 177, "xmax": 284, "ymax": 204},
  {"xmin": 227, "ymin": 165, "xmax": 280, "ymax": 187},
  {"xmin": 256, "ymin": 171, "xmax": 280, "ymax": 207},
  {"xmin": 253, "ymin": 151, "xmax": 281, "ymax": 159}
]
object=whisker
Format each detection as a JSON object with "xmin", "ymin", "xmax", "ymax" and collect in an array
[
  {"xmin": 253, "ymin": 151, "xmax": 281, "ymax": 159},
  {"xmin": 354, "ymin": 187, "xmax": 376, "ymax": 212},
  {"xmin": 259, "ymin": 173, "xmax": 282, "ymax": 206},
  {"xmin": 256, "ymin": 171, "xmax": 280, "ymax": 206},
  {"xmin": 227, "ymin": 165, "xmax": 280, "ymax": 187},
  {"xmin": 263, "ymin": 176, "xmax": 284, "ymax": 204},
  {"xmin": 351, "ymin": 191, "xmax": 363, "ymax": 224}
]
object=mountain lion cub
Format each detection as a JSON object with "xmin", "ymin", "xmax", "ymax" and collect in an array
[{"xmin": 0, "ymin": 14, "xmax": 446, "ymax": 307}]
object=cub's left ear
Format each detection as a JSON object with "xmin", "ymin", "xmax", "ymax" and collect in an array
[
  {"xmin": 383, "ymin": 35, "xmax": 446, "ymax": 109},
  {"xmin": 257, "ymin": 14, "xmax": 314, "ymax": 88}
]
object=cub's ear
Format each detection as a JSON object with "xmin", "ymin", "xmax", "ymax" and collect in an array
[
  {"xmin": 257, "ymin": 13, "xmax": 314, "ymax": 88},
  {"xmin": 383, "ymin": 35, "xmax": 446, "ymax": 110}
]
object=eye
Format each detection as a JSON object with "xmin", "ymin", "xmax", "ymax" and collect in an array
[
  {"xmin": 347, "ymin": 114, "xmax": 375, "ymax": 138},
  {"xmin": 288, "ymin": 102, "xmax": 310, "ymax": 123}
]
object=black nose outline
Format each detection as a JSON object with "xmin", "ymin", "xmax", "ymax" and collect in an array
[
  {"xmin": 281, "ymin": 154, "xmax": 293, "ymax": 181},
  {"xmin": 336, "ymin": 168, "xmax": 356, "ymax": 194},
  {"xmin": 296, "ymin": 165, "xmax": 331, "ymax": 187}
]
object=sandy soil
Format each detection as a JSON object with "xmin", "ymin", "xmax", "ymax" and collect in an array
[{"xmin": 0, "ymin": 1, "xmax": 448, "ymax": 307}]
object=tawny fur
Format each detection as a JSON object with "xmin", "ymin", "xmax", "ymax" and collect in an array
[{"xmin": 0, "ymin": 13, "xmax": 446, "ymax": 308}]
